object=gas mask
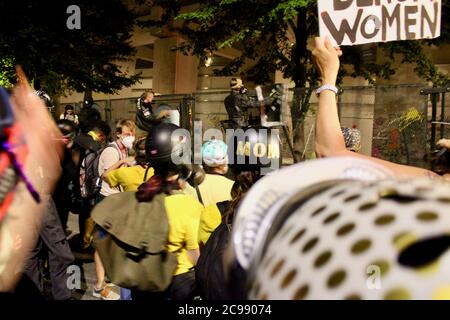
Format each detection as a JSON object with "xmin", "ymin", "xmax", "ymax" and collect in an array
[
  {"xmin": 239, "ymin": 86, "xmax": 248, "ymax": 95},
  {"xmin": 138, "ymin": 98, "xmax": 153, "ymax": 120}
]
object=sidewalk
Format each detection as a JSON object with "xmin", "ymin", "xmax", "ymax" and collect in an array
[{"xmin": 67, "ymin": 213, "xmax": 120, "ymax": 300}]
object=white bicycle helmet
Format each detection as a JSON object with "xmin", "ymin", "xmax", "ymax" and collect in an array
[
  {"xmin": 202, "ymin": 139, "xmax": 229, "ymax": 167},
  {"xmin": 226, "ymin": 157, "xmax": 450, "ymax": 299},
  {"xmin": 227, "ymin": 157, "xmax": 393, "ymax": 273}
]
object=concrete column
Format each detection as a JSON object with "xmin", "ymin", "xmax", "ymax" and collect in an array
[{"xmin": 153, "ymin": 37, "xmax": 199, "ymax": 94}]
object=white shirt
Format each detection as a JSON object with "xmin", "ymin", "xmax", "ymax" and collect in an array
[
  {"xmin": 98, "ymin": 142, "xmax": 127, "ymax": 197},
  {"xmin": 59, "ymin": 113, "xmax": 79, "ymax": 124}
]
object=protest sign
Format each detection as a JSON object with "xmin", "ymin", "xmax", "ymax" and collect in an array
[{"xmin": 318, "ymin": 0, "xmax": 441, "ymax": 46}]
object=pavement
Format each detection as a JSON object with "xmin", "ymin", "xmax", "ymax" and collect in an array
[{"xmin": 66, "ymin": 212, "xmax": 120, "ymax": 300}]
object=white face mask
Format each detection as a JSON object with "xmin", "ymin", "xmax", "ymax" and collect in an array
[{"xmin": 122, "ymin": 136, "xmax": 135, "ymax": 150}]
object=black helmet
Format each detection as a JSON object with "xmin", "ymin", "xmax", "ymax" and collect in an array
[
  {"xmin": 83, "ymin": 97, "xmax": 94, "ymax": 108},
  {"xmin": 186, "ymin": 164, "xmax": 205, "ymax": 187},
  {"xmin": 145, "ymin": 122, "xmax": 191, "ymax": 178},
  {"xmin": 227, "ymin": 125, "xmax": 281, "ymax": 175}
]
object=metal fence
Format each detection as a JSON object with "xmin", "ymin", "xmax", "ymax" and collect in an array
[{"xmin": 58, "ymin": 83, "xmax": 446, "ymax": 169}]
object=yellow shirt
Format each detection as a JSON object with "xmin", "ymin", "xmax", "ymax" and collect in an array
[
  {"xmin": 182, "ymin": 182, "xmax": 199, "ymax": 200},
  {"xmin": 197, "ymin": 174, "xmax": 234, "ymax": 207},
  {"xmin": 106, "ymin": 165, "xmax": 154, "ymax": 192},
  {"xmin": 165, "ymin": 194, "xmax": 203, "ymax": 275},
  {"xmin": 198, "ymin": 204, "xmax": 222, "ymax": 247}
]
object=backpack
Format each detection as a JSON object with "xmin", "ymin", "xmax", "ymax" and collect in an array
[
  {"xmin": 195, "ymin": 201, "xmax": 233, "ymax": 300},
  {"xmin": 91, "ymin": 192, "xmax": 178, "ymax": 291},
  {"xmin": 195, "ymin": 222, "xmax": 233, "ymax": 300},
  {"xmin": 79, "ymin": 143, "xmax": 119, "ymax": 199}
]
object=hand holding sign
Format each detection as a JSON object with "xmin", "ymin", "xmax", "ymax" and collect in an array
[
  {"xmin": 318, "ymin": 0, "xmax": 441, "ymax": 46},
  {"xmin": 312, "ymin": 37, "xmax": 343, "ymax": 85}
]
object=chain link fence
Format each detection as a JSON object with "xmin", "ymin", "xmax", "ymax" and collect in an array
[{"xmin": 296, "ymin": 84, "xmax": 430, "ymax": 168}]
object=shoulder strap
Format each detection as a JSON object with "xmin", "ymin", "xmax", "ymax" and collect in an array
[
  {"xmin": 106, "ymin": 142, "xmax": 124, "ymax": 192},
  {"xmin": 192, "ymin": 177, "xmax": 204, "ymax": 205},
  {"xmin": 143, "ymin": 166, "xmax": 151, "ymax": 182},
  {"xmin": 108, "ymin": 142, "xmax": 124, "ymax": 160},
  {"xmin": 195, "ymin": 185, "xmax": 204, "ymax": 206}
]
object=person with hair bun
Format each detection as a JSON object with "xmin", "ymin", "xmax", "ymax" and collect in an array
[{"xmin": 131, "ymin": 122, "xmax": 203, "ymax": 301}]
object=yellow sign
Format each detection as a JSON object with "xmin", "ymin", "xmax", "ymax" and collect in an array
[{"xmin": 236, "ymin": 141, "xmax": 280, "ymax": 159}]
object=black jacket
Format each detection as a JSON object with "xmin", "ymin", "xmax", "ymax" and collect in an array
[{"xmin": 224, "ymin": 90, "xmax": 260, "ymax": 119}]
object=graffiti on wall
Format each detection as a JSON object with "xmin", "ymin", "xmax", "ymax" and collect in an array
[{"xmin": 372, "ymin": 106, "xmax": 426, "ymax": 166}]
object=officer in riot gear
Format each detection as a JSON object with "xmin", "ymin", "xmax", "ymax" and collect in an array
[
  {"xmin": 136, "ymin": 89, "xmax": 172, "ymax": 132},
  {"xmin": 224, "ymin": 78, "xmax": 261, "ymax": 128}
]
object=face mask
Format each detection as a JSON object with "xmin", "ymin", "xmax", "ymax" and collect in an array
[
  {"xmin": 122, "ymin": 136, "xmax": 135, "ymax": 150},
  {"xmin": 239, "ymin": 86, "xmax": 248, "ymax": 94}
]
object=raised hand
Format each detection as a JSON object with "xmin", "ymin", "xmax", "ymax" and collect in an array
[{"xmin": 312, "ymin": 37, "xmax": 343, "ymax": 85}]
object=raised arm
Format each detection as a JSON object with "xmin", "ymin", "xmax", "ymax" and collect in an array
[
  {"xmin": 312, "ymin": 37, "xmax": 437, "ymax": 179},
  {"xmin": 312, "ymin": 38, "xmax": 346, "ymax": 157}
]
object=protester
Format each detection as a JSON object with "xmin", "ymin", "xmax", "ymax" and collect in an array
[
  {"xmin": 69, "ymin": 121, "xmax": 111, "ymax": 251},
  {"xmin": 129, "ymin": 123, "xmax": 203, "ymax": 300},
  {"xmin": 91, "ymin": 123, "xmax": 203, "ymax": 301},
  {"xmin": 217, "ymin": 37, "xmax": 450, "ymax": 301},
  {"xmin": 22, "ymin": 198, "xmax": 75, "ymax": 300},
  {"xmin": 196, "ymin": 139, "xmax": 234, "ymax": 248},
  {"xmin": 78, "ymin": 97, "xmax": 102, "ymax": 134},
  {"xmin": 197, "ymin": 140, "xmax": 234, "ymax": 207},
  {"xmin": 92, "ymin": 119, "xmax": 136, "ymax": 300},
  {"xmin": 59, "ymin": 105, "xmax": 79, "ymax": 125},
  {"xmin": 196, "ymin": 127, "xmax": 274, "ymax": 300},
  {"xmin": 100, "ymin": 135, "xmax": 151, "ymax": 300},
  {"xmin": 54, "ymin": 120, "xmax": 78, "ymax": 230},
  {"xmin": 312, "ymin": 37, "xmax": 436, "ymax": 178},
  {"xmin": 97, "ymin": 119, "xmax": 136, "ymax": 201}
]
